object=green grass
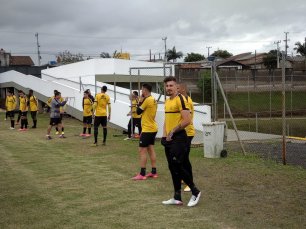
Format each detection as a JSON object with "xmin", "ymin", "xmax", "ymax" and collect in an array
[
  {"xmin": 191, "ymin": 91, "xmax": 306, "ymax": 116},
  {"xmin": 226, "ymin": 118, "xmax": 306, "ymax": 137},
  {"xmin": 0, "ymin": 113, "xmax": 305, "ymax": 229}
]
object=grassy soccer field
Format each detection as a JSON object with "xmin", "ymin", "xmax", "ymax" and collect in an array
[{"xmin": 0, "ymin": 113, "xmax": 305, "ymax": 229}]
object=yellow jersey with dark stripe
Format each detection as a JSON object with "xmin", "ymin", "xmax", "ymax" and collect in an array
[
  {"xmin": 185, "ymin": 95, "xmax": 195, "ymax": 137},
  {"xmin": 20, "ymin": 97, "xmax": 28, "ymax": 111},
  {"xmin": 6, "ymin": 96, "xmax": 17, "ymax": 111},
  {"xmin": 48, "ymin": 96, "xmax": 65, "ymax": 111},
  {"xmin": 19, "ymin": 96, "xmax": 22, "ymax": 110},
  {"xmin": 132, "ymin": 98, "xmax": 141, "ymax": 118},
  {"xmin": 94, "ymin": 93, "xmax": 110, "ymax": 116},
  {"xmin": 29, "ymin": 95, "xmax": 38, "ymax": 111},
  {"xmin": 165, "ymin": 93, "xmax": 190, "ymax": 134},
  {"xmin": 83, "ymin": 98, "xmax": 93, "ymax": 116},
  {"xmin": 139, "ymin": 96, "xmax": 158, "ymax": 132}
]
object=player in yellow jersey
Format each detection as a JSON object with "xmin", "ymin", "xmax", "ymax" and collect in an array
[
  {"xmin": 18, "ymin": 92, "xmax": 29, "ymax": 131},
  {"xmin": 92, "ymin": 86, "xmax": 111, "ymax": 146},
  {"xmin": 79, "ymin": 91, "xmax": 93, "ymax": 137},
  {"xmin": 6, "ymin": 91, "xmax": 17, "ymax": 130},
  {"xmin": 177, "ymin": 82, "xmax": 195, "ymax": 192},
  {"xmin": 161, "ymin": 76, "xmax": 201, "ymax": 207},
  {"xmin": 125, "ymin": 91, "xmax": 142, "ymax": 140},
  {"xmin": 15, "ymin": 90, "xmax": 23, "ymax": 125},
  {"xmin": 28, "ymin": 90, "xmax": 38, "ymax": 128},
  {"xmin": 47, "ymin": 90, "xmax": 66, "ymax": 134},
  {"xmin": 131, "ymin": 84, "xmax": 158, "ymax": 180}
]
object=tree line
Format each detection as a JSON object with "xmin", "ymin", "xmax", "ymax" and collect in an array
[{"xmin": 55, "ymin": 40, "xmax": 306, "ymax": 65}]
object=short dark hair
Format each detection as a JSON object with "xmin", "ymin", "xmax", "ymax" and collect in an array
[
  {"xmin": 8, "ymin": 91, "xmax": 13, "ymax": 94},
  {"xmin": 102, "ymin": 86, "xmax": 107, "ymax": 92},
  {"xmin": 54, "ymin": 90, "xmax": 58, "ymax": 93},
  {"xmin": 177, "ymin": 81, "xmax": 187, "ymax": 89},
  {"xmin": 18, "ymin": 90, "xmax": 23, "ymax": 93},
  {"xmin": 163, "ymin": 76, "xmax": 177, "ymax": 83},
  {"xmin": 55, "ymin": 92, "xmax": 61, "ymax": 96},
  {"xmin": 133, "ymin": 91, "xmax": 138, "ymax": 96},
  {"xmin": 29, "ymin": 89, "xmax": 34, "ymax": 94},
  {"xmin": 84, "ymin": 91, "xmax": 89, "ymax": 94},
  {"xmin": 142, "ymin": 83, "xmax": 152, "ymax": 92}
]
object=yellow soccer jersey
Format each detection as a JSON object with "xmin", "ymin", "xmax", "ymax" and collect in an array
[
  {"xmin": 6, "ymin": 96, "xmax": 17, "ymax": 111},
  {"xmin": 185, "ymin": 96, "xmax": 195, "ymax": 137},
  {"xmin": 165, "ymin": 93, "xmax": 190, "ymax": 134},
  {"xmin": 139, "ymin": 96, "xmax": 158, "ymax": 133},
  {"xmin": 94, "ymin": 93, "xmax": 110, "ymax": 116},
  {"xmin": 47, "ymin": 96, "xmax": 66, "ymax": 111},
  {"xmin": 132, "ymin": 98, "xmax": 141, "ymax": 118},
  {"xmin": 83, "ymin": 98, "xmax": 93, "ymax": 116},
  {"xmin": 30, "ymin": 95, "xmax": 38, "ymax": 111},
  {"xmin": 20, "ymin": 97, "xmax": 28, "ymax": 111},
  {"xmin": 19, "ymin": 96, "xmax": 22, "ymax": 110}
]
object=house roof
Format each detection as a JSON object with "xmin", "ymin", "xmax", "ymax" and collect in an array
[
  {"xmin": 287, "ymin": 56, "xmax": 306, "ymax": 62},
  {"xmin": 227, "ymin": 52, "xmax": 252, "ymax": 61},
  {"xmin": 10, "ymin": 56, "xmax": 35, "ymax": 66},
  {"xmin": 235, "ymin": 53, "xmax": 266, "ymax": 61},
  {"xmin": 216, "ymin": 60, "xmax": 248, "ymax": 67}
]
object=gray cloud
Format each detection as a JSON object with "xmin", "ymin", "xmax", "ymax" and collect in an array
[{"xmin": 1, "ymin": 0, "xmax": 306, "ymax": 65}]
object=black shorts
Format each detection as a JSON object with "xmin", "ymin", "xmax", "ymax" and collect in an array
[
  {"xmin": 94, "ymin": 116, "xmax": 107, "ymax": 127},
  {"xmin": 8, "ymin": 111, "xmax": 15, "ymax": 118},
  {"xmin": 50, "ymin": 118, "xmax": 61, "ymax": 126},
  {"xmin": 31, "ymin": 111, "xmax": 37, "ymax": 117},
  {"xmin": 18, "ymin": 110, "xmax": 22, "ymax": 115},
  {"xmin": 60, "ymin": 113, "xmax": 64, "ymax": 121},
  {"xmin": 83, "ymin": 116, "xmax": 92, "ymax": 124},
  {"xmin": 139, "ymin": 132, "xmax": 157, "ymax": 147},
  {"xmin": 21, "ymin": 111, "xmax": 28, "ymax": 117},
  {"xmin": 161, "ymin": 130, "xmax": 188, "ymax": 163},
  {"xmin": 133, "ymin": 117, "xmax": 141, "ymax": 127}
]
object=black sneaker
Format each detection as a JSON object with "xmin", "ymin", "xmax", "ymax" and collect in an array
[
  {"xmin": 59, "ymin": 135, "xmax": 67, "ymax": 139},
  {"xmin": 45, "ymin": 135, "xmax": 52, "ymax": 140},
  {"xmin": 31, "ymin": 126, "xmax": 37, "ymax": 129},
  {"xmin": 102, "ymin": 142, "xmax": 106, "ymax": 146}
]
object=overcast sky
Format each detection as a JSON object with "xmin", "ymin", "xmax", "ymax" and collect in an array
[{"xmin": 1, "ymin": 0, "xmax": 306, "ymax": 65}]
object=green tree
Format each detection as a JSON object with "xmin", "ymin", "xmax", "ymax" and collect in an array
[
  {"xmin": 166, "ymin": 46, "xmax": 183, "ymax": 62},
  {"xmin": 56, "ymin": 50, "xmax": 84, "ymax": 65},
  {"xmin": 293, "ymin": 41, "xmax": 306, "ymax": 56},
  {"xmin": 100, "ymin": 50, "xmax": 122, "ymax": 58},
  {"xmin": 263, "ymin": 50, "xmax": 277, "ymax": 69},
  {"xmin": 211, "ymin": 50, "xmax": 233, "ymax": 59},
  {"xmin": 197, "ymin": 70, "xmax": 212, "ymax": 102},
  {"xmin": 184, "ymin": 52, "xmax": 205, "ymax": 62}
]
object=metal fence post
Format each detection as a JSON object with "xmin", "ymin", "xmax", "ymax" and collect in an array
[{"xmin": 281, "ymin": 52, "xmax": 287, "ymax": 165}]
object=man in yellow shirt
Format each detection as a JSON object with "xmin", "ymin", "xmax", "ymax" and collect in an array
[
  {"xmin": 125, "ymin": 91, "xmax": 142, "ymax": 140},
  {"xmin": 79, "ymin": 91, "xmax": 93, "ymax": 137},
  {"xmin": 15, "ymin": 90, "xmax": 23, "ymax": 125},
  {"xmin": 19, "ymin": 92, "xmax": 29, "ymax": 131},
  {"xmin": 29, "ymin": 90, "xmax": 38, "ymax": 128},
  {"xmin": 177, "ymin": 82, "xmax": 195, "ymax": 192},
  {"xmin": 6, "ymin": 91, "xmax": 17, "ymax": 130},
  {"xmin": 161, "ymin": 76, "xmax": 201, "ymax": 207},
  {"xmin": 131, "ymin": 84, "xmax": 158, "ymax": 181},
  {"xmin": 92, "ymin": 86, "xmax": 111, "ymax": 146},
  {"xmin": 47, "ymin": 90, "xmax": 66, "ymax": 134}
]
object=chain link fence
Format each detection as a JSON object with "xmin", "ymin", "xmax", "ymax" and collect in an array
[{"xmin": 171, "ymin": 55, "xmax": 306, "ymax": 168}]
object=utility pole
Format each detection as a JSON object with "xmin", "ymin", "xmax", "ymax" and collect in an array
[
  {"xmin": 162, "ymin": 37, "xmax": 167, "ymax": 61},
  {"xmin": 206, "ymin": 46, "xmax": 212, "ymax": 57},
  {"xmin": 274, "ymin": 40, "xmax": 281, "ymax": 68},
  {"xmin": 35, "ymin": 33, "xmax": 41, "ymax": 66},
  {"xmin": 284, "ymin": 32, "xmax": 290, "ymax": 57}
]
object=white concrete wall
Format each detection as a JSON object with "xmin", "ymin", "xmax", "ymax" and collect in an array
[{"xmin": 1, "ymin": 64, "xmax": 211, "ymax": 138}]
